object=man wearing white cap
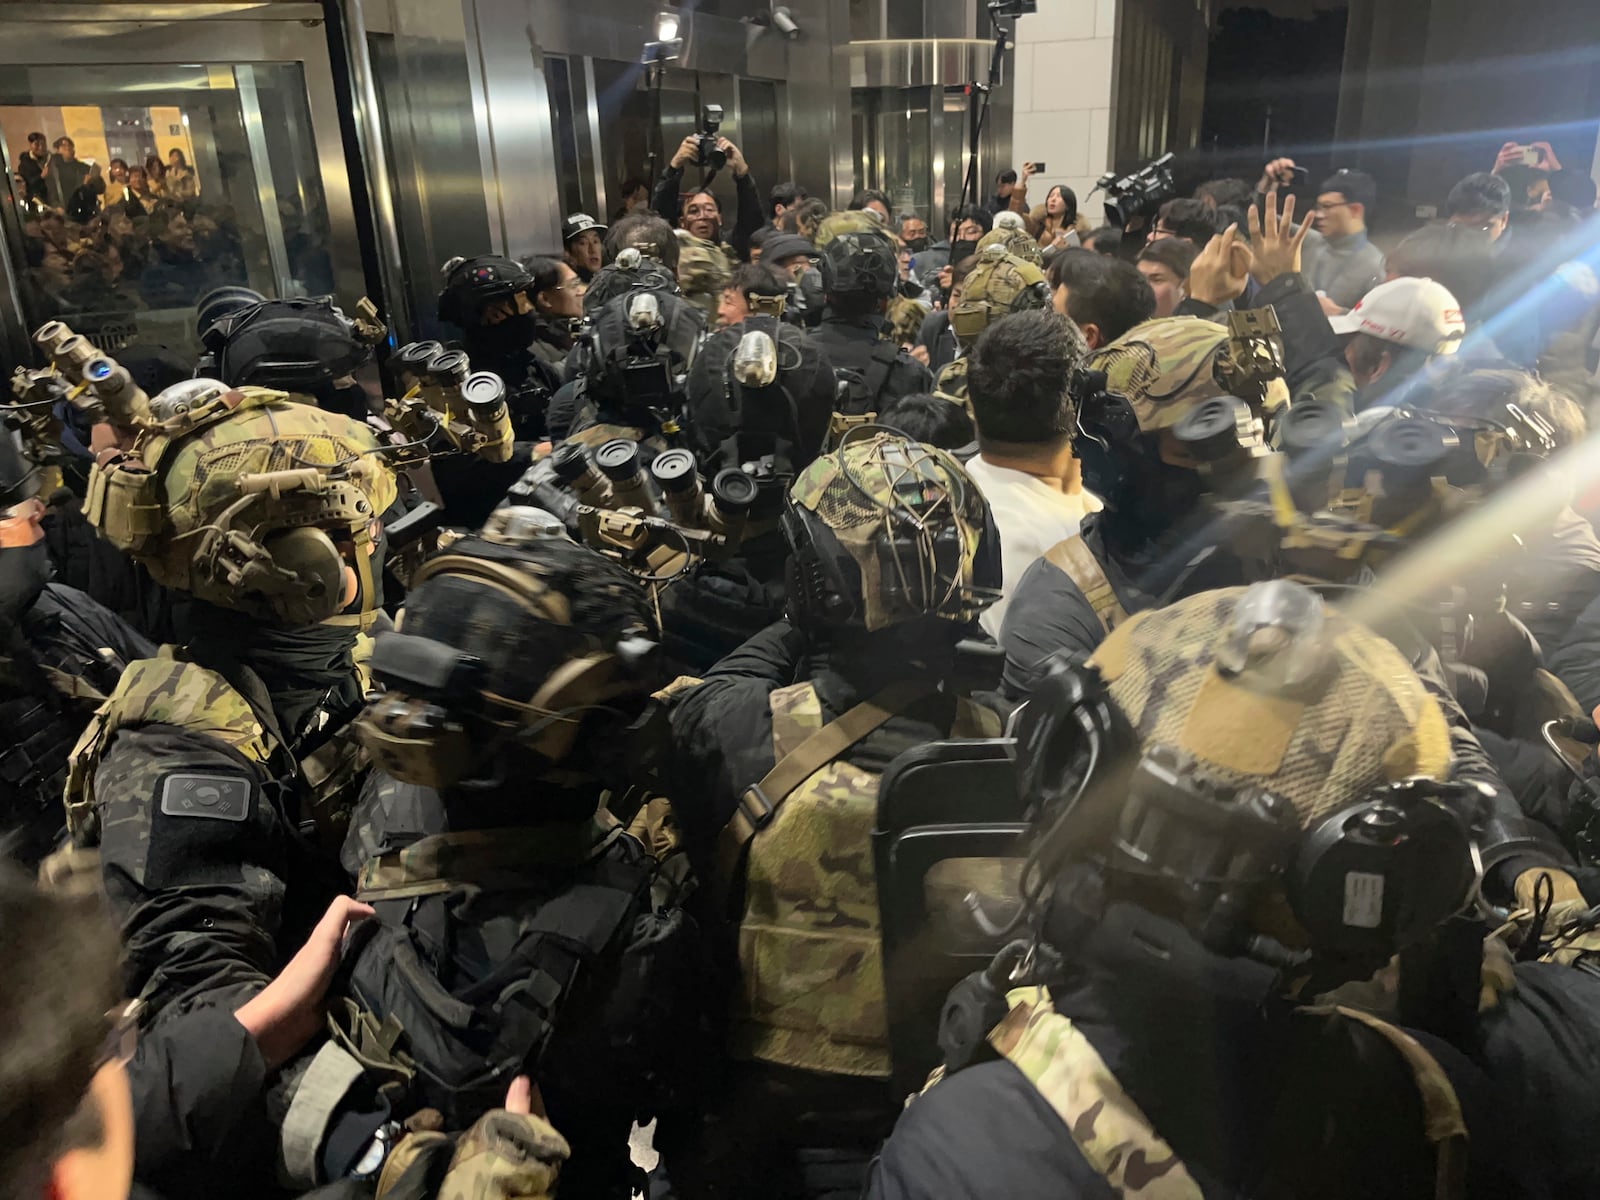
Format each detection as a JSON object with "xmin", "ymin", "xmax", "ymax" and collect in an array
[{"xmin": 1327, "ymin": 274, "xmax": 1466, "ymax": 400}]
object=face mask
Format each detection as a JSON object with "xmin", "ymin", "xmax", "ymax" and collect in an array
[
  {"xmin": 0, "ymin": 541, "xmax": 52, "ymax": 622},
  {"xmin": 471, "ymin": 311, "xmax": 537, "ymax": 358},
  {"xmin": 905, "ymin": 237, "xmax": 929, "ymax": 254},
  {"xmin": 951, "ymin": 238, "xmax": 981, "ymax": 267}
]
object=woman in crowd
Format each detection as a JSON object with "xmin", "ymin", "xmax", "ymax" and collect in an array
[
  {"xmin": 164, "ymin": 148, "xmax": 198, "ymax": 202},
  {"xmin": 1030, "ymin": 184, "xmax": 1084, "ymax": 255},
  {"xmin": 141, "ymin": 154, "xmax": 166, "ymax": 198},
  {"xmin": 102, "ymin": 158, "xmax": 131, "ymax": 208}
]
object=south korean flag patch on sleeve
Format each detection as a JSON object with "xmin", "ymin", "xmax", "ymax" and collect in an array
[{"xmin": 158, "ymin": 773, "xmax": 253, "ymax": 822}]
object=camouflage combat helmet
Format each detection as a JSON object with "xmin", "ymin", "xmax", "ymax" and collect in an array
[
  {"xmin": 85, "ymin": 381, "xmax": 398, "ymax": 626},
  {"xmin": 783, "ymin": 431, "xmax": 1001, "ymax": 632},
  {"xmin": 949, "ymin": 244, "xmax": 1052, "ymax": 349},
  {"xmin": 818, "ymin": 222, "xmax": 899, "ymax": 301},
  {"xmin": 1017, "ymin": 580, "xmax": 1475, "ymax": 967},
  {"xmin": 675, "ymin": 230, "xmax": 733, "ymax": 320},
  {"xmin": 355, "ymin": 514, "xmax": 655, "ymax": 787},
  {"xmin": 1085, "ymin": 313, "xmax": 1289, "ymax": 433},
  {"xmin": 814, "ymin": 209, "xmax": 888, "ymax": 249},
  {"xmin": 976, "ymin": 224, "xmax": 1044, "ymax": 266}
]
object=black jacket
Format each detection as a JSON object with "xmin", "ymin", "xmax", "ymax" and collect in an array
[
  {"xmin": 1253, "ymin": 272, "xmax": 1359, "ymax": 412},
  {"xmin": 650, "ymin": 167, "xmax": 764, "ymax": 262},
  {"xmin": 808, "ymin": 314, "xmax": 933, "ymax": 412}
]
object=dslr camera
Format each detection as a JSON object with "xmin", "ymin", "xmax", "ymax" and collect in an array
[
  {"xmin": 1096, "ymin": 152, "xmax": 1177, "ymax": 229},
  {"xmin": 695, "ymin": 104, "xmax": 727, "ymax": 170}
]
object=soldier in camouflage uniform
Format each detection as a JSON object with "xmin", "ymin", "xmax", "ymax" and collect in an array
[
  {"xmin": 53, "ymin": 376, "xmax": 400, "ymax": 1196},
  {"xmin": 870, "ymin": 581, "xmax": 1600, "ymax": 1199},
  {"xmin": 662, "ymin": 432, "xmax": 1004, "ymax": 1198},
  {"xmin": 253, "ymin": 516, "xmax": 702, "ymax": 1199},
  {"xmin": 932, "ymin": 242, "xmax": 1053, "ymax": 411}
]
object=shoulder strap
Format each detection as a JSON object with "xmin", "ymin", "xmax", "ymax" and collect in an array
[
  {"xmin": 723, "ymin": 678, "xmax": 937, "ymax": 854},
  {"xmin": 866, "ymin": 340, "xmax": 902, "ymax": 404},
  {"xmin": 1043, "ymin": 535, "xmax": 1129, "ymax": 636},
  {"xmin": 1300, "ymin": 1004, "xmax": 1468, "ymax": 1200}
]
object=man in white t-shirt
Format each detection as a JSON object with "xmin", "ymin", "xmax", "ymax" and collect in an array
[{"xmin": 962, "ymin": 308, "xmax": 1099, "ymax": 635}]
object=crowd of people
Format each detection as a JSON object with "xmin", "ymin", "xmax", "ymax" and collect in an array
[
  {"xmin": 9, "ymin": 112, "xmax": 1600, "ymax": 1200},
  {"xmin": 9, "ymin": 131, "xmax": 333, "ymax": 331}
]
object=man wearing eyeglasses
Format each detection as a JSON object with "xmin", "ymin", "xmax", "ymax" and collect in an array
[{"xmin": 1298, "ymin": 167, "xmax": 1386, "ymax": 312}]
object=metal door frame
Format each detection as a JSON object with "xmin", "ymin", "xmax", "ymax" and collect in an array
[{"xmin": 0, "ymin": 3, "xmax": 366, "ymax": 361}]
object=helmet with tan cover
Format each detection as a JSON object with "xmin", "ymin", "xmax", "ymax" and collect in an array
[
  {"xmin": 949, "ymin": 244, "xmax": 1052, "ymax": 349},
  {"xmin": 783, "ymin": 431, "xmax": 1001, "ymax": 633},
  {"xmin": 1013, "ymin": 581, "xmax": 1483, "ymax": 971},
  {"xmin": 85, "ymin": 381, "xmax": 397, "ymax": 626}
]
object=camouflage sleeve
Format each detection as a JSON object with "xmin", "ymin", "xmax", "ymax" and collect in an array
[{"xmin": 94, "ymin": 724, "xmax": 291, "ymax": 1018}]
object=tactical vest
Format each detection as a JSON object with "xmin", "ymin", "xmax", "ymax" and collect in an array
[
  {"xmin": 733, "ymin": 681, "xmax": 999, "ymax": 1078},
  {"xmin": 820, "ymin": 331, "xmax": 908, "ymax": 418},
  {"xmin": 275, "ymin": 818, "xmax": 661, "ymax": 1190},
  {"xmin": 0, "ymin": 661, "xmax": 102, "ymax": 865},
  {"xmin": 61, "ymin": 646, "xmax": 368, "ymax": 851},
  {"xmin": 926, "ymin": 987, "xmax": 1468, "ymax": 1200},
  {"xmin": 1043, "ymin": 534, "xmax": 1130, "ymax": 635}
]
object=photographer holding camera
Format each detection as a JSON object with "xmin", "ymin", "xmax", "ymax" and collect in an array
[{"xmin": 651, "ymin": 105, "xmax": 765, "ymax": 263}]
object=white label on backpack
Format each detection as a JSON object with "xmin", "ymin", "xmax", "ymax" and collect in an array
[{"xmin": 1343, "ymin": 872, "xmax": 1385, "ymax": 928}]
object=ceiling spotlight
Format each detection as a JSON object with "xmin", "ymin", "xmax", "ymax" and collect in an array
[
  {"xmin": 641, "ymin": 37, "xmax": 682, "ymax": 65},
  {"xmin": 656, "ymin": 11, "xmax": 680, "ymax": 41}
]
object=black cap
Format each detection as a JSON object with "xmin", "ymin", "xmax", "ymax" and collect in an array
[
  {"xmin": 762, "ymin": 233, "xmax": 815, "ymax": 264},
  {"xmin": 563, "ymin": 213, "xmax": 608, "ymax": 242}
]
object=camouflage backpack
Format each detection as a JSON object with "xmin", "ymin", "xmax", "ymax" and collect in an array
[
  {"xmin": 814, "ymin": 209, "xmax": 889, "ymax": 249},
  {"xmin": 948, "ymin": 244, "xmax": 1053, "ymax": 351},
  {"xmin": 975, "ymin": 225, "xmax": 1044, "ymax": 266},
  {"xmin": 675, "ymin": 230, "xmax": 733, "ymax": 320},
  {"xmin": 933, "ymin": 358, "xmax": 975, "ymax": 416},
  {"xmin": 729, "ymin": 680, "xmax": 1000, "ymax": 1078}
]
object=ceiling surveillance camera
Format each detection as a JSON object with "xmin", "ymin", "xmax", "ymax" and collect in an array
[{"xmin": 772, "ymin": 5, "xmax": 801, "ymax": 39}]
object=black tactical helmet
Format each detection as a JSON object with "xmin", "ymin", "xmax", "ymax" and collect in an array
[
  {"xmin": 579, "ymin": 289, "xmax": 704, "ymax": 428},
  {"xmin": 209, "ymin": 298, "xmax": 374, "ymax": 393},
  {"xmin": 686, "ymin": 317, "xmax": 838, "ymax": 517},
  {"xmin": 194, "ymin": 285, "xmax": 267, "ymax": 344},
  {"xmin": 818, "ymin": 229, "xmax": 899, "ymax": 301},
  {"xmin": 583, "ymin": 247, "xmax": 681, "ymax": 316},
  {"xmin": 437, "ymin": 255, "xmax": 535, "ymax": 329},
  {"xmin": 356, "ymin": 516, "xmax": 657, "ymax": 786}
]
